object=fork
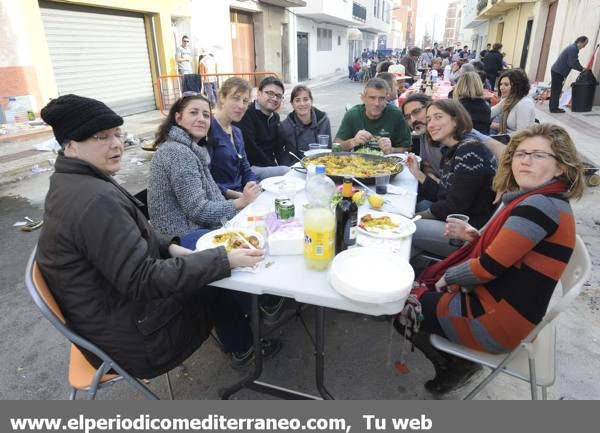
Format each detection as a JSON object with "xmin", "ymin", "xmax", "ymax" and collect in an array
[{"xmin": 219, "ymin": 216, "xmax": 257, "ymax": 250}]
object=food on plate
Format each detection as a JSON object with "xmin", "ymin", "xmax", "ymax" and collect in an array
[
  {"xmin": 368, "ymin": 194, "xmax": 384, "ymax": 209},
  {"xmin": 212, "ymin": 231, "xmax": 260, "ymax": 252},
  {"xmin": 304, "ymin": 154, "xmax": 402, "ymax": 178},
  {"xmin": 359, "ymin": 213, "xmax": 399, "ymax": 231}
]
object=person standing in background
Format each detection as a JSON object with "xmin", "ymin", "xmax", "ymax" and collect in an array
[
  {"xmin": 549, "ymin": 36, "xmax": 589, "ymax": 113},
  {"xmin": 199, "ymin": 52, "xmax": 218, "ymax": 107},
  {"xmin": 175, "ymin": 35, "xmax": 193, "ymax": 74},
  {"xmin": 176, "ymin": 36, "xmax": 201, "ymax": 93},
  {"xmin": 483, "ymin": 43, "xmax": 504, "ymax": 90}
]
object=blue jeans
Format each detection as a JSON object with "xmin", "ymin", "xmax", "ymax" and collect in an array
[
  {"xmin": 203, "ymin": 82, "xmax": 217, "ymax": 106},
  {"xmin": 251, "ymin": 165, "xmax": 290, "ymax": 181},
  {"xmin": 181, "ymin": 228, "xmax": 211, "ymax": 250}
]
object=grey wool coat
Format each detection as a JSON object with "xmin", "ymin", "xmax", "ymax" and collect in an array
[{"xmin": 148, "ymin": 126, "xmax": 238, "ymax": 237}]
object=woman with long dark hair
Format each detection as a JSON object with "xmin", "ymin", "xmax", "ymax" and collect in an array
[
  {"xmin": 490, "ymin": 69, "xmax": 536, "ymax": 134},
  {"xmin": 407, "ymin": 99, "xmax": 497, "ymax": 258},
  {"xmin": 148, "ymin": 94, "xmax": 261, "ymax": 249}
]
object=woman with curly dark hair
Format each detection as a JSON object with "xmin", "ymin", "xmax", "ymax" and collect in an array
[{"xmin": 490, "ymin": 69, "xmax": 536, "ymax": 134}]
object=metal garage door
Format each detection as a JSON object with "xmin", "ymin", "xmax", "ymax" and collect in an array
[{"xmin": 40, "ymin": 2, "xmax": 156, "ymax": 116}]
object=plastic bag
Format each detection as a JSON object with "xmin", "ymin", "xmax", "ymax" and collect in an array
[{"xmin": 559, "ymin": 88, "xmax": 572, "ymax": 108}]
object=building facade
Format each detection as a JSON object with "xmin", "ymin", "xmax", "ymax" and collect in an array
[
  {"xmin": 1, "ymin": 0, "xmax": 193, "ymax": 116},
  {"xmin": 393, "ymin": 0, "xmax": 417, "ymax": 48},
  {"xmin": 443, "ymin": 1, "xmax": 464, "ymax": 47},
  {"xmin": 462, "ymin": 0, "xmax": 490, "ymax": 57}
]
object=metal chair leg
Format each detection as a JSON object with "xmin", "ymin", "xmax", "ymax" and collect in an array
[
  {"xmin": 165, "ymin": 371, "xmax": 174, "ymax": 400},
  {"xmin": 69, "ymin": 388, "xmax": 77, "ymax": 400},
  {"xmin": 541, "ymin": 385, "xmax": 548, "ymax": 400},
  {"xmin": 528, "ymin": 358, "xmax": 538, "ymax": 400}
]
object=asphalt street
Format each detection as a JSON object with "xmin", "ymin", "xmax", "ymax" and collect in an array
[{"xmin": 1, "ymin": 78, "xmax": 598, "ymax": 400}]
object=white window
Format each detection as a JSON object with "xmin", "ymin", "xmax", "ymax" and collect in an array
[{"xmin": 317, "ymin": 28, "xmax": 332, "ymax": 51}]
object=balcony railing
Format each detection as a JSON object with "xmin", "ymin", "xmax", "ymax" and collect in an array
[
  {"xmin": 477, "ymin": 0, "xmax": 489, "ymax": 13},
  {"xmin": 353, "ymin": 2, "xmax": 366, "ymax": 22}
]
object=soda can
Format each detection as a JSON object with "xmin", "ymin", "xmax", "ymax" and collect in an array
[{"xmin": 275, "ymin": 198, "xmax": 295, "ymax": 220}]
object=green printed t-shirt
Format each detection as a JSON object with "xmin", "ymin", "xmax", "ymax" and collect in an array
[{"xmin": 335, "ymin": 104, "xmax": 412, "ymax": 149}]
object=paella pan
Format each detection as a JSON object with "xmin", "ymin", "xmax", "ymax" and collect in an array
[{"xmin": 300, "ymin": 152, "xmax": 403, "ymax": 184}]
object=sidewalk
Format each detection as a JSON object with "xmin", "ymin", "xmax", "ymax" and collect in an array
[
  {"xmin": 534, "ymin": 103, "xmax": 600, "ymax": 166},
  {"xmin": 0, "ymin": 74, "xmax": 349, "ymax": 187},
  {"xmin": 0, "ymin": 110, "xmax": 164, "ymax": 186}
]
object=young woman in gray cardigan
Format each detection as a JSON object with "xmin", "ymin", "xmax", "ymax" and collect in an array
[{"xmin": 148, "ymin": 94, "xmax": 261, "ymax": 248}]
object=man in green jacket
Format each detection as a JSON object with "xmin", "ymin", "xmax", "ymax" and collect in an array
[{"xmin": 334, "ymin": 78, "xmax": 412, "ymax": 154}]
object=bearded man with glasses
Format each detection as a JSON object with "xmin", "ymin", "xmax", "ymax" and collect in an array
[
  {"xmin": 233, "ymin": 76, "xmax": 290, "ymax": 180},
  {"xmin": 402, "ymin": 93, "xmax": 505, "ymax": 180}
]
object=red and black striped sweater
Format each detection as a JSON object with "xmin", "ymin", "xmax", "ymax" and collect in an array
[{"xmin": 438, "ymin": 190, "xmax": 575, "ymax": 353}]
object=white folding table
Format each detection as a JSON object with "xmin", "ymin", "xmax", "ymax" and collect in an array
[{"xmin": 214, "ymin": 165, "xmax": 418, "ymax": 399}]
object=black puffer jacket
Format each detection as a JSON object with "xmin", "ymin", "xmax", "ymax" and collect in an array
[{"xmin": 36, "ymin": 155, "xmax": 231, "ymax": 378}]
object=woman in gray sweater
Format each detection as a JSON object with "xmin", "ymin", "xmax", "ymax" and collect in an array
[{"xmin": 148, "ymin": 94, "xmax": 261, "ymax": 248}]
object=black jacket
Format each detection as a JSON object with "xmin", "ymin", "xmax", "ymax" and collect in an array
[
  {"xmin": 483, "ymin": 50, "xmax": 504, "ymax": 77},
  {"xmin": 233, "ymin": 102, "xmax": 286, "ymax": 167},
  {"xmin": 36, "ymin": 155, "xmax": 231, "ymax": 378},
  {"xmin": 459, "ymin": 98, "xmax": 491, "ymax": 135}
]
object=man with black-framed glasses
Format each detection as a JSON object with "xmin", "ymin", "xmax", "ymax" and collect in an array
[{"xmin": 233, "ymin": 76, "xmax": 289, "ymax": 180}]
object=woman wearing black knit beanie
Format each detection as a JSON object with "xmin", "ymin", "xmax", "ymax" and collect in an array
[{"xmin": 35, "ymin": 94, "xmax": 279, "ymax": 380}]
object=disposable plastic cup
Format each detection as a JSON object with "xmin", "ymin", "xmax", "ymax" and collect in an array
[
  {"xmin": 317, "ymin": 134, "xmax": 329, "ymax": 148},
  {"xmin": 375, "ymin": 170, "xmax": 390, "ymax": 194},
  {"xmin": 446, "ymin": 214, "xmax": 470, "ymax": 247}
]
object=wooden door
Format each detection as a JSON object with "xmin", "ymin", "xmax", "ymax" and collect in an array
[
  {"xmin": 230, "ymin": 10, "xmax": 256, "ymax": 75},
  {"xmin": 520, "ymin": 19, "xmax": 534, "ymax": 69},
  {"xmin": 536, "ymin": 0, "xmax": 558, "ymax": 81}
]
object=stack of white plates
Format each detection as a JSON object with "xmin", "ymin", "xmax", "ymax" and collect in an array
[{"xmin": 329, "ymin": 247, "xmax": 414, "ymax": 304}]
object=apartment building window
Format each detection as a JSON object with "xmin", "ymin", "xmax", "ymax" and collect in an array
[
  {"xmin": 353, "ymin": 2, "xmax": 366, "ymax": 22},
  {"xmin": 317, "ymin": 28, "xmax": 332, "ymax": 51}
]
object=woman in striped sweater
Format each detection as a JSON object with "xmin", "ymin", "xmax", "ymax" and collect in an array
[{"xmin": 396, "ymin": 124, "xmax": 585, "ymax": 394}]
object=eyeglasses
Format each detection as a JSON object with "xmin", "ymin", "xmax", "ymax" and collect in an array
[
  {"xmin": 263, "ymin": 90, "xmax": 284, "ymax": 100},
  {"xmin": 404, "ymin": 105, "xmax": 425, "ymax": 120},
  {"xmin": 92, "ymin": 131, "xmax": 123, "ymax": 144},
  {"xmin": 512, "ymin": 150, "xmax": 556, "ymax": 161}
]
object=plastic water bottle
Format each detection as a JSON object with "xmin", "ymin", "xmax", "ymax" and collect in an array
[
  {"xmin": 304, "ymin": 164, "xmax": 336, "ymax": 271},
  {"xmin": 431, "ymin": 69, "xmax": 438, "ymax": 83},
  {"xmin": 6, "ymin": 97, "xmax": 28, "ymax": 125}
]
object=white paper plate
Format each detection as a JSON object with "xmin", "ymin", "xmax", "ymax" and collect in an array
[
  {"xmin": 329, "ymin": 247, "xmax": 414, "ymax": 304},
  {"xmin": 260, "ymin": 176, "xmax": 306, "ymax": 194},
  {"xmin": 356, "ymin": 210, "xmax": 416, "ymax": 239},
  {"xmin": 385, "ymin": 152, "xmax": 421, "ymax": 163},
  {"xmin": 196, "ymin": 228, "xmax": 264, "ymax": 252},
  {"xmin": 304, "ymin": 149, "xmax": 331, "ymax": 156}
]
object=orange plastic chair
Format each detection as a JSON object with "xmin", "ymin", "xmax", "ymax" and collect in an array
[{"xmin": 25, "ymin": 248, "xmax": 173, "ymax": 400}]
